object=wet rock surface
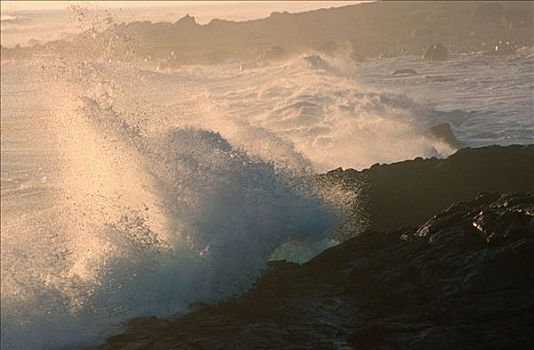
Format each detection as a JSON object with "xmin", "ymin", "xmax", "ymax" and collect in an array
[{"xmin": 98, "ymin": 190, "xmax": 534, "ymax": 349}]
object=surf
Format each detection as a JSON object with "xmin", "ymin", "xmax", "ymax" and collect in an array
[{"xmin": 2, "ymin": 23, "xmax": 457, "ymax": 350}]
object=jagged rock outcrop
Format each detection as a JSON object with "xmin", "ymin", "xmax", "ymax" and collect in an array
[
  {"xmin": 174, "ymin": 14, "xmax": 198, "ymax": 28},
  {"xmin": 98, "ymin": 192, "xmax": 534, "ymax": 349},
  {"xmin": 322, "ymin": 145, "xmax": 534, "ymax": 232},
  {"xmin": 4, "ymin": 2, "xmax": 533, "ymax": 63}
]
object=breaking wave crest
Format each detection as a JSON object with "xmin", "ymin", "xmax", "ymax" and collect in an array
[
  {"xmin": 1, "ymin": 100, "xmax": 335, "ymax": 349},
  {"xmin": 2, "ymin": 24, "xmax": 454, "ymax": 348}
]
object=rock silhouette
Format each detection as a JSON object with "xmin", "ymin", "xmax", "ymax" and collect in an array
[{"xmin": 323, "ymin": 145, "xmax": 534, "ymax": 232}]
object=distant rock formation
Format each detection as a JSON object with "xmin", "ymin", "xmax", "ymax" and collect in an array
[
  {"xmin": 174, "ymin": 14, "xmax": 198, "ymax": 28},
  {"xmin": 4, "ymin": 1, "xmax": 533, "ymax": 63},
  {"xmin": 423, "ymin": 43, "xmax": 449, "ymax": 61}
]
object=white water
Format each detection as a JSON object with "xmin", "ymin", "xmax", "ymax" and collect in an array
[
  {"xmin": 1, "ymin": 55, "xmax": 338, "ymax": 348},
  {"xmin": 2, "ymin": 20, "xmax": 533, "ymax": 350}
]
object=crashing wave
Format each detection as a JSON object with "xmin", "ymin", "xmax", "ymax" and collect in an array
[
  {"xmin": 2, "ymin": 30, "xmax": 460, "ymax": 350},
  {"xmin": 1, "ymin": 88, "xmax": 335, "ymax": 349}
]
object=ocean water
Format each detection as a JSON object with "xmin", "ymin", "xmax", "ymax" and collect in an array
[
  {"xmin": 2, "ymin": 12, "xmax": 534, "ymax": 350},
  {"xmin": 355, "ymin": 51, "xmax": 534, "ymax": 147}
]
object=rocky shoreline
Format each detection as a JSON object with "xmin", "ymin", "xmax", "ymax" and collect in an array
[
  {"xmin": 3, "ymin": 2, "xmax": 533, "ymax": 64},
  {"xmin": 96, "ymin": 145, "xmax": 534, "ymax": 349}
]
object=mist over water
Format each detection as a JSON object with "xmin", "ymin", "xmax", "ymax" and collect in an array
[
  {"xmin": 1, "ymin": 55, "xmax": 338, "ymax": 348},
  {"xmin": 1, "ymin": 4, "xmax": 533, "ymax": 350}
]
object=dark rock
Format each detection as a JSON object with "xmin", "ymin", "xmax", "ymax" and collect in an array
[
  {"xmin": 320, "ymin": 145, "xmax": 534, "ymax": 232},
  {"xmin": 5, "ymin": 2, "xmax": 534, "ymax": 63},
  {"xmin": 174, "ymin": 14, "xmax": 198, "ymax": 28},
  {"xmin": 97, "ymin": 192, "xmax": 534, "ymax": 349}
]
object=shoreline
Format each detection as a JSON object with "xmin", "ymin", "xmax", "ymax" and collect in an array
[{"xmin": 2, "ymin": 2, "xmax": 532, "ymax": 63}]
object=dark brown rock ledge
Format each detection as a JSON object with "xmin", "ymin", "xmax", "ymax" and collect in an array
[{"xmin": 97, "ymin": 191, "xmax": 534, "ymax": 349}]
